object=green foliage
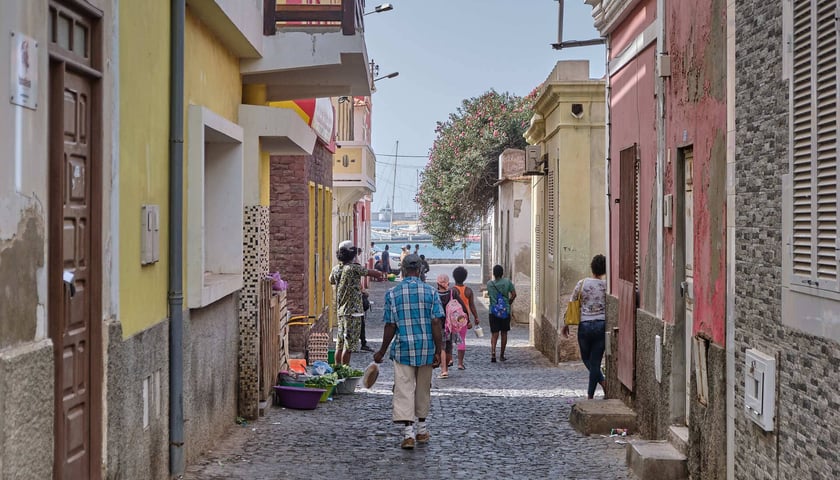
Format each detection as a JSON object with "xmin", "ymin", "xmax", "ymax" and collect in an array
[
  {"xmin": 418, "ymin": 89, "xmax": 536, "ymax": 249},
  {"xmin": 304, "ymin": 373, "xmax": 338, "ymax": 389},
  {"xmin": 331, "ymin": 364, "xmax": 364, "ymax": 379}
]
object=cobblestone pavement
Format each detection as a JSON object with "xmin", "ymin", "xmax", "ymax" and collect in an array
[{"xmin": 182, "ymin": 269, "xmax": 634, "ymax": 480}]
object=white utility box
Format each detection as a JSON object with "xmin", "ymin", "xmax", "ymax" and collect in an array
[{"xmin": 744, "ymin": 348, "xmax": 776, "ymax": 431}]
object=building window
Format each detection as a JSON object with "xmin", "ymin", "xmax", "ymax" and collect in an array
[
  {"xmin": 782, "ymin": 0, "xmax": 840, "ymax": 338},
  {"xmin": 187, "ymin": 105, "xmax": 244, "ymax": 308}
]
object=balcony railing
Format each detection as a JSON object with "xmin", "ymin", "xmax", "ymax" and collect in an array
[{"xmin": 264, "ymin": 0, "xmax": 365, "ymax": 36}]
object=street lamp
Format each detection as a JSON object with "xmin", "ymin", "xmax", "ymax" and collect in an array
[
  {"xmin": 373, "ymin": 72, "xmax": 399, "ymax": 82},
  {"xmin": 364, "ymin": 3, "xmax": 394, "ymax": 16}
]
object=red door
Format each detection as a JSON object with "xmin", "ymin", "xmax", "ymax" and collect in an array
[{"xmin": 48, "ymin": 4, "xmax": 102, "ymax": 478}]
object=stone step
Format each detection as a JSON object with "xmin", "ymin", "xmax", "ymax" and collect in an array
[
  {"xmin": 568, "ymin": 399, "xmax": 637, "ymax": 436},
  {"xmin": 668, "ymin": 425, "xmax": 689, "ymax": 457},
  {"xmin": 626, "ymin": 440, "xmax": 688, "ymax": 480}
]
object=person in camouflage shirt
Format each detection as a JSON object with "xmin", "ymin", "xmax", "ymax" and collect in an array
[{"xmin": 330, "ymin": 241, "xmax": 383, "ymax": 365}]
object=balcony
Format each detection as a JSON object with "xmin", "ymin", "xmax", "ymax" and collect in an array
[
  {"xmin": 333, "ymin": 144, "xmax": 376, "ymax": 206},
  {"xmin": 241, "ymin": 0, "xmax": 372, "ymax": 101}
]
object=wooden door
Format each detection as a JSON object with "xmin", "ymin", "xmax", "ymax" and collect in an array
[
  {"xmin": 48, "ymin": 3, "xmax": 102, "ymax": 478},
  {"xmin": 617, "ymin": 145, "xmax": 638, "ymax": 390},
  {"xmin": 682, "ymin": 147, "xmax": 695, "ymax": 424}
]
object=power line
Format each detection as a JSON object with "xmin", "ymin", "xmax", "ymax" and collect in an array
[{"xmin": 376, "ymin": 153, "xmax": 429, "ymax": 158}]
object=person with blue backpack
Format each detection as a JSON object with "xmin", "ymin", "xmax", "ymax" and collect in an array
[{"xmin": 486, "ymin": 264, "xmax": 516, "ymax": 363}]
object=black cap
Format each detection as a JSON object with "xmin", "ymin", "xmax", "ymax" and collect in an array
[{"xmin": 402, "ymin": 254, "xmax": 422, "ymax": 269}]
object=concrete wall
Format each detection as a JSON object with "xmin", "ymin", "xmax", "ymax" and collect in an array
[
  {"xmin": 688, "ymin": 342, "xmax": 726, "ymax": 480},
  {"xmin": 0, "ymin": 0, "xmax": 49, "ymax": 349},
  {"xmin": 526, "ymin": 60, "xmax": 605, "ymax": 364},
  {"xmin": 736, "ymin": 0, "xmax": 840, "ymax": 478},
  {"xmin": 118, "ymin": 0, "xmax": 171, "ymax": 337},
  {"xmin": 184, "ymin": 294, "xmax": 240, "ymax": 465},
  {"xmin": 496, "ymin": 149, "xmax": 532, "ymax": 324},
  {"xmin": 632, "ymin": 310, "xmax": 674, "ymax": 439},
  {"xmin": 105, "ymin": 320, "xmax": 169, "ymax": 480},
  {"xmin": 0, "ymin": 341, "xmax": 53, "ymax": 479},
  {"xmin": 662, "ymin": 0, "xmax": 727, "ymax": 345}
]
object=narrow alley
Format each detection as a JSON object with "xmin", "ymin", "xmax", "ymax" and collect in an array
[{"xmin": 182, "ymin": 267, "xmax": 633, "ymax": 480}]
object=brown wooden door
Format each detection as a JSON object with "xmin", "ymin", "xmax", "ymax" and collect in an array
[
  {"xmin": 52, "ymin": 68, "xmax": 93, "ymax": 480},
  {"xmin": 48, "ymin": 4, "xmax": 103, "ymax": 479},
  {"xmin": 617, "ymin": 145, "xmax": 638, "ymax": 391}
]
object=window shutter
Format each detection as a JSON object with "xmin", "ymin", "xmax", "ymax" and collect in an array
[
  {"xmin": 535, "ymin": 208, "xmax": 542, "ymax": 310},
  {"xmin": 790, "ymin": 0, "xmax": 840, "ymax": 292},
  {"xmin": 547, "ymin": 171, "xmax": 556, "ymax": 259}
]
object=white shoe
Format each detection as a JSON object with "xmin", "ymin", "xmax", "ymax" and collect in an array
[
  {"xmin": 416, "ymin": 422, "xmax": 430, "ymax": 443},
  {"xmin": 401, "ymin": 425, "xmax": 416, "ymax": 449}
]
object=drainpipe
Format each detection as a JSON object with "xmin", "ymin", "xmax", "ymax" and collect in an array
[
  {"xmin": 604, "ymin": 42, "xmax": 612, "ymax": 294},
  {"xmin": 656, "ymin": 0, "xmax": 666, "ymax": 320},
  {"xmin": 168, "ymin": 0, "xmax": 185, "ymax": 475},
  {"xmin": 725, "ymin": 0, "xmax": 736, "ymax": 476}
]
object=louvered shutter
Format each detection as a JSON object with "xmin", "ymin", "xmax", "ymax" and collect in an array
[
  {"xmin": 535, "ymin": 204, "xmax": 542, "ymax": 311},
  {"xmin": 790, "ymin": 0, "xmax": 840, "ymax": 292},
  {"xmin": 547, "ymin": 171, "xmax": 556, "ymax": 260}
]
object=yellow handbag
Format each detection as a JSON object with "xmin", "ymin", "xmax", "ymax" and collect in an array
[{"xmin": 564, "ymin": 281, "xmax": 584, "ymax": 326}]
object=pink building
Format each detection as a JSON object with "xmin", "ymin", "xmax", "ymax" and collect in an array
[{"xmin": 586, "ymin": 0, "xmax": 728, "ymax": 477}]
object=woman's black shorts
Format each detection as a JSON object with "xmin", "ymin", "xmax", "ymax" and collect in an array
[{"xmin": 488, "ymin": 313, "xmax": 511, "ymax": 333}]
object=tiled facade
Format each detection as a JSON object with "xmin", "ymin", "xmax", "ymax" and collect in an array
[
  {"xmin": 736, "ymin": 0, "xmax": 840, "ymax": 478},
  {"xmin": 238, "ymin": 205, "xmax": 270, "ymax": 419}
]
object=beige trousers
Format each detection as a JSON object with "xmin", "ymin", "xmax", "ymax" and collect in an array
[{"xmin": 392, "ymin": 361, "xmax": 433, "ymax": 423}]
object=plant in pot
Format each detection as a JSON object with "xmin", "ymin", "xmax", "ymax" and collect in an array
[
  {"xmin": 304, "ymin": 373, "xmax": 339, "ymax": 402},
  {"xmin": 332, "ymin": 364, "xmax": 364, "ymax": 394}
]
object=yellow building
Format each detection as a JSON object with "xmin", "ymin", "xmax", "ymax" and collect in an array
[
  {"xmin": 524, "ymin": 60, "xmax": 606, "ymax": 363},
  {"xmin": 0, "ymin": 1, "xmax": 373, "ymax": 478}
]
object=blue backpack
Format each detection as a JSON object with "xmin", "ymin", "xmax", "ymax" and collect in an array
[{"xmin": 489, "ymin": 281, "xmax": 509, "ymax": 319}]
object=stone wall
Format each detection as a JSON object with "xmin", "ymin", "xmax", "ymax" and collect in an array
[
  {"xmin": 632, "ymin": 310, "xmax": 673, "ymax": 440},
  {"xmin": 106, "ymin": 319, "xmax": 169, "ymax": 480},
  {"xmin": 735, "ymin": 0, "xmax": 840, "ymax": 478},
  {"xmin": 0, "ymin": 340, "xmax": 53, "ymax": 480},
  {"xmin": 184, "ymin": 295, "xmax": 240, "ymax": 465},
  {"xmin": 688, "ymin": 342, "xmax": 726, "ymax": 480}
]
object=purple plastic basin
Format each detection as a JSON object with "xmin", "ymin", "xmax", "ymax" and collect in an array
[{"xmin": 273, "ymin": 385, "xmax": 326, "ymax": 410}]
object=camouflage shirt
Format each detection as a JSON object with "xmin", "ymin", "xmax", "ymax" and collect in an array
[{"xmin": 329, "ymin": 263, "xmax": 367, "ymax": 316}]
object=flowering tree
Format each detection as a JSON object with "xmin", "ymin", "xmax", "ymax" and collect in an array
[{"xmin": 417, "ymin": 89, "xmax": 536, "ymax": 249}]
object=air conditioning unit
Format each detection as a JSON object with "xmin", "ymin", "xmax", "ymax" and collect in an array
[{"xmin": 524, "ymin": 145, "xmax": 546, "ymax": 176}]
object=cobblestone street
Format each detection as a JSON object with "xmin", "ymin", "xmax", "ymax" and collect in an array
[{"xmin": 182, "ymin": 269, "xmax": 634, "ymax": 480}]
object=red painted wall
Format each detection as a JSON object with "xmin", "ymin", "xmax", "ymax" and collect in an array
[
  {"xmin": 663, "ymin": 0, "xmax": 727, "ymax": 345},
  {"xmin": 608, "ymin": 0, "xmax": 657, "ymax": 309}
]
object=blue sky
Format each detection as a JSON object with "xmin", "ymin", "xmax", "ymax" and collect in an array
[{"xmin": 363, "ymin": 0, "xmax": 605, "ymax": 213}]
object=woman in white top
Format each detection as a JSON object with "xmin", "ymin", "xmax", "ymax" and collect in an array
[{"xmin": 562, "ymin": 254, "xmax": 607, "ymax": 399}]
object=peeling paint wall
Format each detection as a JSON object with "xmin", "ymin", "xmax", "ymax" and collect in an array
[
  {"xmin": 0, "ymin": 210, "xmax": 44, "ymax": 349},
  {"xmin": 664, "ymin": 0, "xmax": 727, "ymax": 345}
]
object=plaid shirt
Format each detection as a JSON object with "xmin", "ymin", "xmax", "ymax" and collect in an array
[{"xmin": 383, "ymin": 276, "xmax": 444, "ymax": 366}]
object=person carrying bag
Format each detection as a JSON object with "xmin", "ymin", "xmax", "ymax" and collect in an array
[{"xmin": 562, "ymin": 254, "xmax": 607, "ymax": 399}]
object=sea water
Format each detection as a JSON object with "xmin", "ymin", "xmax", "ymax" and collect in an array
[{"xmin": 372, "ymin": 241, "xmax": 479, "ymax": 261}]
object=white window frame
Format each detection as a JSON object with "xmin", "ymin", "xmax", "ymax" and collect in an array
[
  {"xmin": 782, "ymin": 0, "xmax": 840, "ymax": 340},
  {"xmin": 187, "ymin": 105, "xmax": 244, "ymax": 308}
]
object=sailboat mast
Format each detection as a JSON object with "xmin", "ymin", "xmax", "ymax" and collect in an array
[{"xmin": 389, "ymin": 140, "xmax": 398, "ymax": 238}]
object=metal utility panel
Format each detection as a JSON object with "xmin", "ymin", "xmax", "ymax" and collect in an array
[{"xmin": 141, "ymin": 204, "xmax": 160, "ymax": 265}]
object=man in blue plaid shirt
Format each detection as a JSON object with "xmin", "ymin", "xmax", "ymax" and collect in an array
[{"xmin": 374, "ymin": 254, "xmax": 443, "ymax": 450}]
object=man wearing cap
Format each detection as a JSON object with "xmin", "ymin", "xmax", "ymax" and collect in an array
[
  {"xmin": 374, "ymin": 254, "xmax": 444, "ymax": 449},
  {"xmin": 330, "ymin": 241, "xmax": 384, "ymax": 365}
]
